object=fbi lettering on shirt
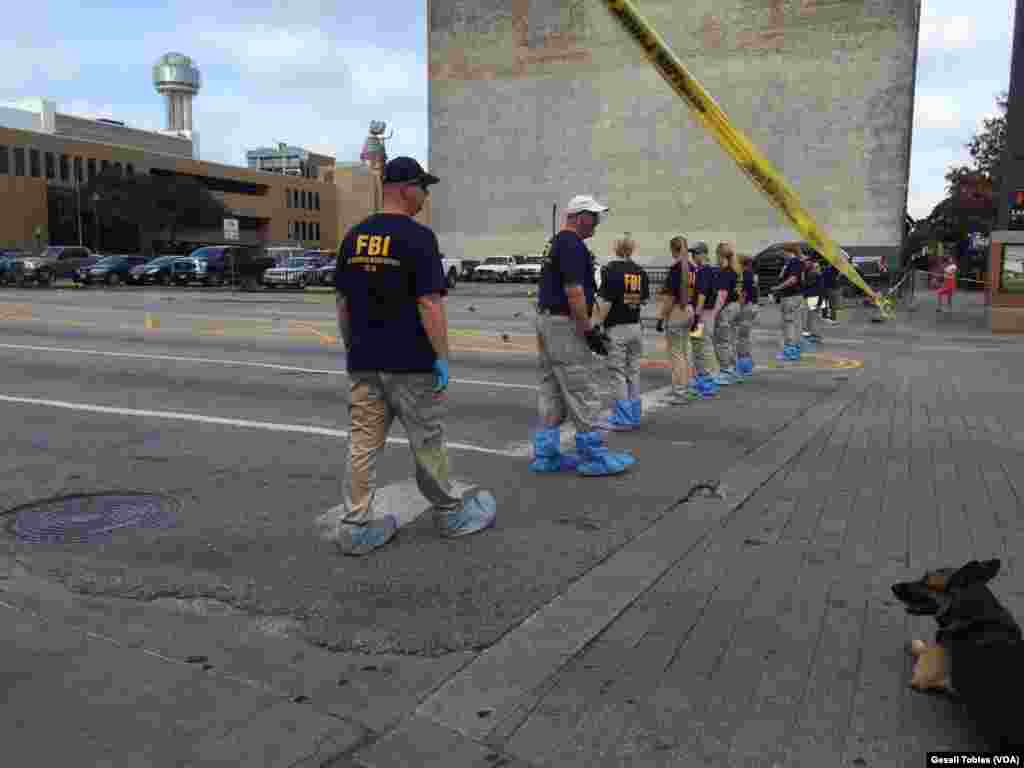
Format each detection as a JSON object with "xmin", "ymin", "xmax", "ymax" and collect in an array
[
  {"xmin": 351, "ymin": 234, "xmax": 401, "ymax": 272},
  {"xmin": 623, "ymin": 272, "xmax": 643, "ymax": 305}
]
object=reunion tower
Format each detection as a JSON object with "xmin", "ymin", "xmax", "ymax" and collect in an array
[{"xmin": 152, "ymin": 52, "xmax": 201, "ymax": 132}]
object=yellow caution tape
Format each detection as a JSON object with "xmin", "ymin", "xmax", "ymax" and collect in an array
[{"xmin": 602, "ymin": 0, "xmax": 893, "ymax": 318}]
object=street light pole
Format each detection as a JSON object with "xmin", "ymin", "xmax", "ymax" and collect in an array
[
  {"xmin": 92, "ymin": 192, "xmax": 102, "ymax": 253},
  {"xmin": 75, "ymin": 174, "xmax": 83, "ymax": 247}
]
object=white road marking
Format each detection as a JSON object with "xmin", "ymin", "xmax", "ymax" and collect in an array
[
  {"xmin": 0, "ymin": 394, "xmax": 522, "ymax": 457},
  {"xmin": 0, "ymin": 342, "xmax": 538, "ymax": 391}
]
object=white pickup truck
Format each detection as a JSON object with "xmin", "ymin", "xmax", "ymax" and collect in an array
[
  {"xmin": 472, "ymin": 255, "xmax": 523, "ymax": 282},
  {"xmin": 440, "ymin": 253, "xmax": 462, "ymax": 288}
]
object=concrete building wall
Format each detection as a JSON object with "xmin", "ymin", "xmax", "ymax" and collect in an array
[
  {"xmin": 429, "ymin": 0, "xmax": 920, "ymax": 266},
  {"xmin": 333, "ymin": 164, "xmax": 433, "ymax": 244},
  {"xmin": 54, "ymin": 114, "xmax": 194, "ymax": 158}
]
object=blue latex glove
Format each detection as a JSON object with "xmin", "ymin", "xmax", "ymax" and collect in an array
[{"xmin": 432, "ymin": 358, "xmax": 450, "ymax": 393}]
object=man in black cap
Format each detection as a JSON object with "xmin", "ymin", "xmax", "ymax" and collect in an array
[{"xmin": 329, "ymin": 156, "xmax": 496, "ymax": 556}]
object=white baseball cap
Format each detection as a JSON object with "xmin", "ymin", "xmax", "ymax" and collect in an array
[{"xmin": 565, "ymin": 194, "xmax": 609, "ymax": 215}]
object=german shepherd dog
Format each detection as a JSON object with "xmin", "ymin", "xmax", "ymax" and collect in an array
[{"xmin": 891, "ymin": 559, "xmax": 1024, "ymax": 750}]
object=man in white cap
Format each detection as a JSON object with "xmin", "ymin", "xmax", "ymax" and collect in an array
[{"xmin": 528, "ymin": 194, "xmax": 636, "ymax": 477}]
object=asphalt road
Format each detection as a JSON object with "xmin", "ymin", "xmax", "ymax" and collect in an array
[{"xmin": 0, "ymin": 284, "xmax": 858, "ymax": 655}]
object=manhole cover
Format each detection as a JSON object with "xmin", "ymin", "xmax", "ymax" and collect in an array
[{"xmin": 6, "ymin": 493, "xmax": 180, "ymax": 543}]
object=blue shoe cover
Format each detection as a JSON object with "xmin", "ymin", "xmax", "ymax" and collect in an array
[
  {"xmin": 575, "ymin": 431, "xmax": 634, "ymax": 477},
  {"xmin": 529, "ymin": 428, "xmax": 579, "ymax": 472},
  {"xmin": 437, "ymin": 489, "xmax": 497, "ymax": 538}
]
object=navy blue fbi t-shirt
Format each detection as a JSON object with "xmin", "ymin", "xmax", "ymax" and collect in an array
[
  {"xmin": 742, "ymin": 271, "xmax": 759, "ymax": 304},
  {"xmin": 694, "ymin": 264, "xmax": 715, "ymax": 308},
  {"xmin": 600, "ymin": 260, "xmax": 650, "ymax": 328},
  {"xmin": 777, "ymin": 257, "xmax": 803, "ymax": 298},
  {"xmin": 801, "ymin": 263, "xmax": 820, "ymax": 298},
  {"xmin": 666, "ymin": 262, "xmax": 686, "ymax": 306},
  {"xmin": 714, "ymin": 268, "xmax": 739, "ymax": 304},
  {"xmin": 335, "ymin": 214, "xmax": 447, "ymax": 372},
  {"xmin": 537, "ymin": 231, "xmax": 595, "ymax": 313}
]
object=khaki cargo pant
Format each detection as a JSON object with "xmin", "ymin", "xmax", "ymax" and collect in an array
[
  {"xmin": 713, "ymin": 303, "xmax": 741, "ymax": 370},
  {"xmin": 736, "ymin": 303, "xmax": 759, "ymax": 360},
  {"xmin": 665, "ymin": 320, "xmax": 691, "ymax": 396},
  {"xmin": 691, "ymin": 310, "xmax": 715, "ymax": 376},
  {"xmin": 804, "ymin": 296, "xmax": 820, "ymax": 337},
  {"xmin": 341, "ymin": 371, "xmax": 461, "ymax": 525},
  {"xmin": 606, "ymin": 323, "xmax": 643, "ymax": 401},
  {"xmin": 781, "ymin": 295, "xmax": 802, "ymax": 346},
  {"xmin": 536, "ymin": 314, "xmax": 602, "ymax": 433}
]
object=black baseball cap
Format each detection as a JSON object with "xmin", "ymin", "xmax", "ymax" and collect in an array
[{"xmin": 382, "ymin": 156, "xmax": 440, "ymax": 186}]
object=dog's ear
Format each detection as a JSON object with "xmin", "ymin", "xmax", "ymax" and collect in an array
[{"xmin": 947, "ymin": 559, "xmax": 1001, "ymax": 590}]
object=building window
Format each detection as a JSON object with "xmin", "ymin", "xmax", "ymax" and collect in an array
[
  {"xmin": 0, "ymin": 146, "xmax": 8, "ymax": 175},
  {"xmin": 74, "ymin": 157, "xmax": 83, "ymax": 182},
  {"xmin": 101, "ymin": 159, "xmax": 109, "ymax": 173},
  {"xmin": 286, "ymin": 188, "xmax": 291, "ymax": 208},
  {"xmin": 30, "ymin": 149, "xmax": 41, "ymax": 177},
  {"xmin": 126, "ymin": 163, "xmax": 134, "ymax": 176},
  {"xmin": 314, "ymin": 192, "xmax": 320, "ymax": 210},
  {"xmin": 14, "ymin": 147, "xmax": 25, "ymax": 176},
  {"xmin": 45, "ymin": 151, "xmax": 55, "ymax": 179},
  {"xmin": 314, "ymin": 222, "xmax": 320, "ymax": 241},
  {"xmin": 59, "ymin": 154, "xmax": 69, "ymax": 182},
  {"xmin": 113, "ymin": 162, "xmax": 122, "ymax": 175},
  {"xmin": 87, "ymin": 158, "xmax": 96, "ymax": 179},
  {"xmin": 300, "ymin": 221, "xmax": 307, "ymax": 240}
]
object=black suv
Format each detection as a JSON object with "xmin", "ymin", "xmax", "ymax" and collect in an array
[{"xmin": 182, "ymin": 245, "xmax": 275, "ymax": 289}]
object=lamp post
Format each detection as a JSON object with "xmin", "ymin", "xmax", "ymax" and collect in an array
[
  {"xmin": 92, "ymin": 192, "xmax": 102, "ymax": 253},
  {"xmin": 360, "ymin": 120, "xmax": 392, "ymax": 214},
  {"xmin": 75, "ymin": 173, "xmax": 83, "ymax": 247}
]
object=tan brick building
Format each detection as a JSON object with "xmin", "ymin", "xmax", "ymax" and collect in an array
[{"xmin": 0, "ymin": 100, "xmax": 431, "ymax": 257}]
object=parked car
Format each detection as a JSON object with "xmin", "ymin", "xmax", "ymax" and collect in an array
[
  {"xmin": 439, "ymin": 254, "xmax": 464, "ymax": 289},
  {"xmin": 510, "ymin": 255, "xmax": 544, "ymax": 282},
  {"xmin": 460, "ymin": 259, "xmax": 481, "ymax": 281},
  {"xmin": 0, "ymin": 250, "xmax": 31, "ymax": 285},
  {"xmin": 129, "ymin": 255, "xmax": 181, "ymax": 285},
  {"xmin": 472, "ymin": 255, "xmax": 522, "ymax": 282},
  {"xmin": 303, "ymin": 249, "xmax": 334, "ymax": 267},
  {"xmin": 10, "ymin": 245, "xmax": 96, "ymax": 286},
  {"xmin": 171, "ymin": 256, "xmax": 207, "ymax": 286},
  {"xmin": 262, "ymin": 255, "xmax": 321, "ymax": 289},
  {"xmin": 77, "ymin": 255, "xmax": 149, "ymax": 286},
  {"xmin": 266, "ymin": 246, "xmax": 307, "ymax": 267},
  {"xmin": 179, "ymin": 245, "xmax": 274, "ymax": 287},
  {"xmin": 315, "ymin": 258, "xmax": 337, "ymax": 286}
]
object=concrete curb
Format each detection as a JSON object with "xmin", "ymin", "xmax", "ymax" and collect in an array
[{"xmin": 348, "ymin": 372, "xmax": 872, "ymax": 765}]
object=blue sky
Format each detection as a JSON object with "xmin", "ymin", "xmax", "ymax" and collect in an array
[{"xmin": 3, "ymin": 0, "xmax": 1012, "ymax": 221}]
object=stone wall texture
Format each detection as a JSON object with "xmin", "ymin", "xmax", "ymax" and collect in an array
[{"xmin": 429, "ymin": 0, "xmax": 920, "ymax": 265}]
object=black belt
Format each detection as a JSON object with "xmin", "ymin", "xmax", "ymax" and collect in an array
[{"xmin": 538, "ymin": 307, "xmax": 571, "ymax": 317}]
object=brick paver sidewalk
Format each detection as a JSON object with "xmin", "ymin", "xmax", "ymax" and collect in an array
[{"xmin": 387, "ymin": 342, "xmax": 1024, "ymax": 767}]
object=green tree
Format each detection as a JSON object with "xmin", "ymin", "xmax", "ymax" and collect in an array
[
  {"xmin": 944, "ymin": 91, "xmax": 1008, "ymax": 194},
  {"xmin": 82, "ymin": 168, "xmax": 229, "ymax": 252}
]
